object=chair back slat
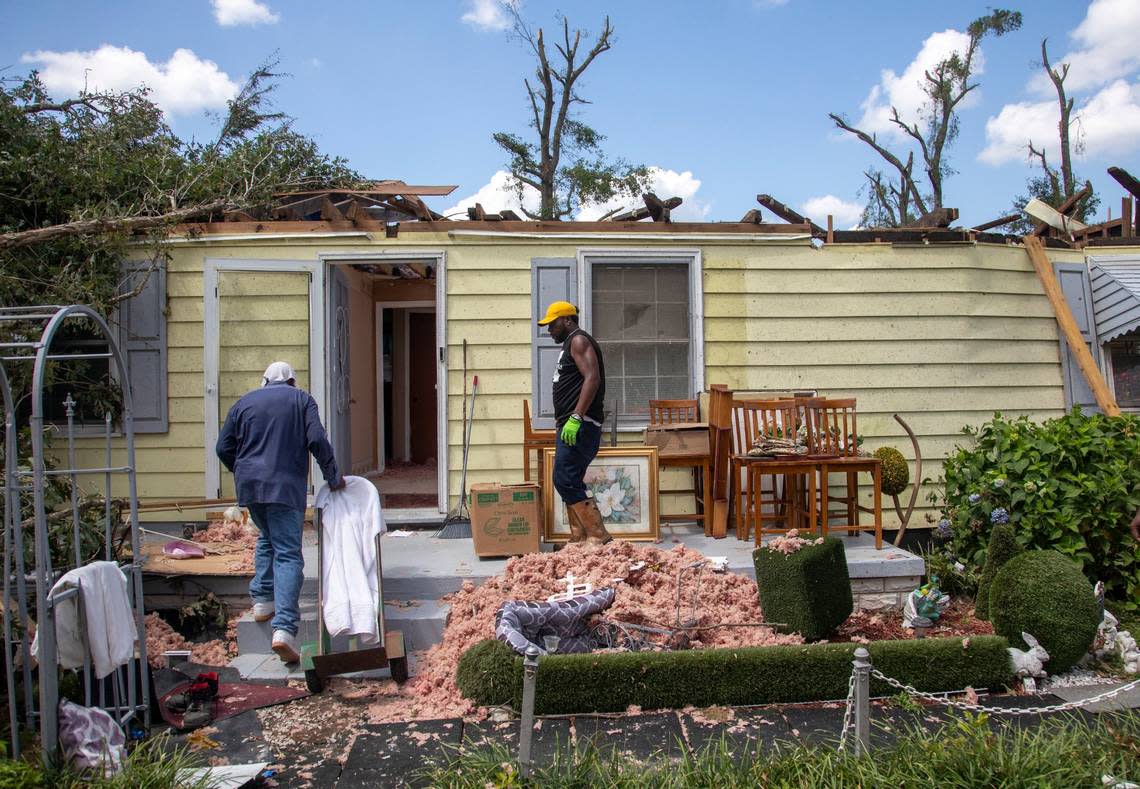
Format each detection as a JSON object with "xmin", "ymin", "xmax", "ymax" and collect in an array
[
  {"xmin": 731, "ymin": 399, "xmax": 800, "ymax": 453},
  {"xmin": 805, "ymin": 398, "xmax": 859, "ymax": 456},
  {"xmin": 649, "ymin": 398, "xmax": 699, "ymax": 425}
]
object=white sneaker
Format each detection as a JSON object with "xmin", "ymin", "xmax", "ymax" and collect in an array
[
  {"xmin": 252, "ymin": 602, "xmax": 274, "ymax": 622},
  {"xmin": 271, "ymin": 630, "xmax": 300, "ymax": 664}
]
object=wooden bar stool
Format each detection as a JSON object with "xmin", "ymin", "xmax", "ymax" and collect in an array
[
  {"xmin": 649, "ymin": 398, "xmax": 705, "ymax": 524},
  {"xmin": 522, "ymin": 400, "xmax": 556, "ymax": 482}
]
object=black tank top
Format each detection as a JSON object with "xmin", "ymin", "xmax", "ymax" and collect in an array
[{"xmin": 551, "ymin": 328, "xmax": 606, "ymax": 427}]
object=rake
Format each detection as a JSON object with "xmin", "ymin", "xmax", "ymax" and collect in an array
[{"xmin": 438, "ymin": 366, "xmax": 477, "ymax": 539}]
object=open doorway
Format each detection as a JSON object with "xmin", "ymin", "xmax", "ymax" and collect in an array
[{"xmin": 327, "ymin": 258, "xmax": 443, "ymax": 515}]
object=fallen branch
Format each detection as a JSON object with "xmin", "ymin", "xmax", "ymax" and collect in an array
[{"xmin": 0, "ymin": 200, "xmax": 231, "ymax": 251}]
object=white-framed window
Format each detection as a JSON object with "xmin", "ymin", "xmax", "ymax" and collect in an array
[{"xmin": 578, "ymin": 250, "xmax": 703, "ymax": 425}]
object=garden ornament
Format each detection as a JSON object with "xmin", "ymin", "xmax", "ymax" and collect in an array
[
  {"xmin": 547, "ymin": 574, "xmax": 594, "ymax": 603},
  {"xmin": 902, "ymin": 576, "xmax": 950, "ymax": 629},
  {"xmin": 1008, "ymin": 632, "xmax": 1050, "ymax": 678},
  {"xmin": 1093, "ymin": 607, "xmax": 1140, "ymax": 672}
]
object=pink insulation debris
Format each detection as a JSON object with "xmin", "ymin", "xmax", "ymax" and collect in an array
[
  {"xmin": 193, "ymin": 516, "xmax": 258, "ymax": 573},
  {"xmin": 365, "ymin": 541, "xmax": 803, "ymax": 723},
  {"xmin": 144, "ymin": 612, "xmax": 240, "ymax": 669},
  {"xmin": 765, "ymin": 529, "xmax": 824, "ymax": 555}
]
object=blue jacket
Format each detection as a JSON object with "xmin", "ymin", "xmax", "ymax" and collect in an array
[{"xmin": 216, "ymin": 382, "xmax": 342, "ymax": 510}]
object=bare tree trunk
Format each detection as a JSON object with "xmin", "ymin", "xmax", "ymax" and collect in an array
[{"xmin": 1042, "ymin": 39, "xmax": 1076, "ymax": 198}]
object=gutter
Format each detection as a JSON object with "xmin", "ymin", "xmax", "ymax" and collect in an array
[{"xmin": 446, "ymin": 230, "xmax": 813, "ymax": 242}]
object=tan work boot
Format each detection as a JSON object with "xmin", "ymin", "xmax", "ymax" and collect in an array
[
  {"xmin": 565, "ymin": 503, "xmax": 587, "ymax": 543},
  {"xmin": 571, "ymin": 499, "xmax": 613, "ymax": 545}
]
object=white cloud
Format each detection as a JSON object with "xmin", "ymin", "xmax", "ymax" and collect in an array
[
  {"xmin": 576, "ymin": 168, "xmax": 710, "ymax": 221},
  {"xmin": 753, "ymin": 0, "xmax": 789, "ymax": 8},
  {"xmin": 800, "ymin": 195, "xmax": 862, "ymax": 228},
  {"xmin": 442, "ymin": 167, "xmax": 710, "ymax": 221},
  {"xmin": 441, "ymin": 170, "xmax": 540, "ymax": 218},
  {"xmin": 980, "ymin": 78, "xmax": 1140, "ymax": 165},
  {"xmin": 1028, "ymin": 0, "xmax": 1140, "ymax": 95},
  {"xmin": 212, "ymin": 0, "xmax": 279, "ymax": 27},
  {"xmin": 462, "ymin": 0, "xmax": 513, "ymax": 32},
  {"xmin": 855, "ymin": 29, "xmax": 979, "ymax": 136},
  {"xmin": 21, "ymin": 45, "xmax": 238, "ymax": 116}
]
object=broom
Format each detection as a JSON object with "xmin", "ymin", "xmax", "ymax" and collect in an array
[{"xmin": 438, "ymin": 368, "xmax": 477, "ymax": 539}]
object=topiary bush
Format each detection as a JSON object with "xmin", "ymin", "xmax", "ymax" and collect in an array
[
  {"xmin": 874, "ymin": 446, "xmax": 910, "ymax": 497},
  {"xmin": 456, "ymin": 638, "xmax": 522, "ymax": 708},
  {"xmin": 753, "ymin": 537, "xmax": 853, "ymax": 641},
  {"xmin": 989, "ymin": 550, "xmax": 1101, "ymax": 673},
  {"xmin": 937, "ymin": 409, "xmax": 1140, "ymax": 611},
  {"xmin": 456, "ymin": 636, "xmax": 1012, "ymax": 714},
  {"xmin": 974, "ymin": 523, "xmax": 1021, "ymax": 621}
]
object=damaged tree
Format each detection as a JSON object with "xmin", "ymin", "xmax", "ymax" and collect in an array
[
  {"xmin": 829, "ymin": 9, "xmax": 1022, "ymax": 227},
  {"xmin": 1008, "ymin": 38, "xmax": 1100, "ymax": 233},
  {"xmin": 493, "ymin": 8, "xmax": 650, "ymax": 220}
]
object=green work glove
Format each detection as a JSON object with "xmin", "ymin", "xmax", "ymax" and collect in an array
[{"xmin": 560, "ymin": 415, "xmax": 582, "ymax": 446}]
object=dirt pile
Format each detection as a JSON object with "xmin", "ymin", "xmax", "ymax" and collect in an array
[{"xmin": 364, "ymin": 541, "xmax": 802, "ymax": 722}]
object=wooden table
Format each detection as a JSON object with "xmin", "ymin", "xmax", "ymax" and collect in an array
[{"xmin": 645, "ymin": 423, "xmax": 716, "ymax": 536}]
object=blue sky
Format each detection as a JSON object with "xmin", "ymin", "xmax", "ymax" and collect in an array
[{"xmin": 3, "ymin": 0, "xmax": 1138, "ymax": 226}]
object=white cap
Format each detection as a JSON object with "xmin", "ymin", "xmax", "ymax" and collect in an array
[{"xmin": 262, "ymin": 361, "xmax": 296, "ymax": 387}]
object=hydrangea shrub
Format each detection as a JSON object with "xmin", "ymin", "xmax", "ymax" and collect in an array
[{"xmin": 935, "ymin": 409, "xmax": 1140, "ymax": 611}]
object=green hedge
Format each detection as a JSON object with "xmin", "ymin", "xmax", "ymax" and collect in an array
[
  {"xmin": 457, "ymin": 636, "xmax": 1012, "ymax": 714},
  {"xmin": 753, "ymin": 537, "xmax": 853, "ymax": 640}
]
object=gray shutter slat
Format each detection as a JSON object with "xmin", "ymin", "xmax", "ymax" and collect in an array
[
  {"xmin": 531, "ymin": 258, "xmax": 578, "ymax": 429},
  {"xmin": 1053, "ymin": 262, "xmax": 1102, "ymax": 413},
  {"xmin": 118, "ymin": 262, "xmax": 168, "ymax": 433}
]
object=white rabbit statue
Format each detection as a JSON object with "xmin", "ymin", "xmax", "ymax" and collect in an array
[{"xmin": 1008, "ymin": 632, "xmax": 1050, "ymax": 678}]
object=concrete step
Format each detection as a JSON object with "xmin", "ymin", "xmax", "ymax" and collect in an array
[
  {"xmin": 228, "ymin": 651, "xmax": 421, "ymax": 683},
  {"xmin": 236, "ymin": 598, "xmax": 449, "ymax": 656}
]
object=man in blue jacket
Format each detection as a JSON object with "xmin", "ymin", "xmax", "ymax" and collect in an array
[{"xmin": 216, "ymin": 361, "xmax": 344, "ymax": 663}]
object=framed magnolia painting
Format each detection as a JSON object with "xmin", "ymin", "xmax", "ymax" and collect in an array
[{"xmin": 542, "ymin": 446, "xmax": 660, "ymax": 542}]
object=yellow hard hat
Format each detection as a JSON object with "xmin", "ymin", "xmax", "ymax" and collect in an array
[{"xmin": 537, "ymin": 300, "xmax": 577, "ymax": 326}]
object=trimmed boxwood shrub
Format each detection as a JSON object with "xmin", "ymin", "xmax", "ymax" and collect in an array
[
  {"xmin": 455, "ymin": 638, "xmax": 521, "ymax": 705},
  {"xmin": 975, "ymin": 523, "xmax": 1021, "ymax": 621},
  {"xmin": 990, "ymin": 550, "xmax": 1101, "ymax": 673},
  {"xmin": 457, "ymin": 636, "xmax": 1012, "ymax": 714},
  {"xmin": 753, "ymin": 537, "xmax": 852, "ymax": 641}
]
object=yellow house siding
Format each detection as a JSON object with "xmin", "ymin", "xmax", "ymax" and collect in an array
[{"xmin": 704, "ymin": 242, "xmax": 1069, "ymax": 526}]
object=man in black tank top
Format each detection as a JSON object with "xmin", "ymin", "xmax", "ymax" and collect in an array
[{"xmin": 537, "ymin": 301, "xmax": 613, "ymax": 545}]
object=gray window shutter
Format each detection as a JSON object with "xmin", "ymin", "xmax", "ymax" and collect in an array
[
  {"xmin": 118, "ymin": 262, "xmax": 168, "ymax": 433},
  {"xmin": 1054, "ymin": 261, "xmax": 1102, "ymax": 413},
  {"xmin": 531, "ymin": 258, "xmax": 578, "ymax": 429}
]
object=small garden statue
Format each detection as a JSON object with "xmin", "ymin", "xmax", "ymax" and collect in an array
[
  {"xmin": 1008, "ymin": 631, "xmax": 1050, "ymax": 682},
  {"xmin": 1095, "ymin": 607, "xmax": 1140, "ymax": 674},
  {"xmin": 903, "ymin": 576, "xmax": 950, "ymax": 629}
]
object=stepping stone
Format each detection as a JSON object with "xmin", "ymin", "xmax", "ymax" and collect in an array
[{"xmin": 573, "ymin": 712, "xmax": 686, "ymax": 761}]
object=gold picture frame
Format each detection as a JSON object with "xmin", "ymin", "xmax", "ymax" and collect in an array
[{"xmin": 542, "ymin": 446, "xmax": 660, "ymax": 542}]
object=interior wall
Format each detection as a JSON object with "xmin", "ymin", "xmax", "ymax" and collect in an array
[
  {"xmin": 390, "ymin": 310, "xmax": 410, "ymax": 462},
  {"xmin": 343, "ymin": 266, "xmax": 377, "ymax": 474}
]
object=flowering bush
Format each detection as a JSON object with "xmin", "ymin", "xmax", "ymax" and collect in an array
[{"xmin": 934, "ymin": 409, "xmax": 1140, "ymax": 610}]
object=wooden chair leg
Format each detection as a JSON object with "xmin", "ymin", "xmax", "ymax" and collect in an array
[
  {"xmin": 846, "ymin": 471, "xmax": 857, "ymax": 536},
  {"xmin": 523, "ymin": 447, "xmax": 530, "ymax": 482}
]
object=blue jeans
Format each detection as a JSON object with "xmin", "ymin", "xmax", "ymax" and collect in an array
[
  {"xmin": 553, "ymin": 421, "xmax": 602, "ymax": 505},
  {"xmin": 247, "ymin": 503, "xmax": 304, "ymax": 636}
]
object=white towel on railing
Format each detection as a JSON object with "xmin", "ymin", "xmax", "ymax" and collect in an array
[
  {"xmin": 315, "ymin": 476, "xmax": 386, "ymax": 645},
  {"xmin": 32, "ymin": 561, "xmax": 137, "ymax": 679}
]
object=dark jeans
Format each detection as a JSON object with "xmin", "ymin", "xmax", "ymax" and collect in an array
[{"xmin": 553, "ymin": 421, "xmax": 602, "ymax": 505}]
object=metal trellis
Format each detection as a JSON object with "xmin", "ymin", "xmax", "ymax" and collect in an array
[{"xmin": 0, "ymin": 304, "xmax": 150, "ymax": 762}]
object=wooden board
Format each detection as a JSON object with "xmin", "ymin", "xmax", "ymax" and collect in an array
[{"xmin": 138, "ymin": 541, "xmax": 251, "ymax": 577}]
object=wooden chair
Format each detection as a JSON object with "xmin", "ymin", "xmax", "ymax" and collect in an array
[
  {"xmin": 649, "ymin": 398, "xmax": 699, "ymax": 425},
  {"xmin": 730, "ymin": 399, "xmax": 800, "ymax": 540},
  {"xmin": 805, "ymin": 398, "xmax": 883, "ymax": 548},
  {"xmin": 522, "ymin": 400, "xmax": 556, "ymax": 482}
]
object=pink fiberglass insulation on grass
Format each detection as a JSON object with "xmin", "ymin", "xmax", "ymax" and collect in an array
[
  {"xmin": 144, "ymin": 613, "xmax": 239, "ymax": 669},
  {"xmin": 365, "ymin": 541, "xmax": 802, "ymax": 722}
]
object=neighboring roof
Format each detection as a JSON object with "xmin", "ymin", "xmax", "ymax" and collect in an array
[{"xmin": 1090, "ymin": 258, "xmax": 1140, "ymax": 342}]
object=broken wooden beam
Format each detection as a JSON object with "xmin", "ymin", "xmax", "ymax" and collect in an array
[
  {"xmin": 610, "ymin": 206, "xmax": 651, "ymax": 222},
  {"xmin": 499, "ymin": 209, "xmax": 522, "ymax": 221},
  {"xmin": 1031, "ymin": 182, "xmax": 1091, "ymax": 237},
  {"xmin": 905, "ymin": 207, "xmax": 959, "ymax": 228},
  {"xmin": 467, "ymin": 203, "xmax": 487, "ymax": 221},
  {"xmin": 1109, "ymin": 166, "xmax": 1140, "ymax": 200},
  {"xmin": 740, "ymin": 209, "xmax": 763, "ymax": 224},
  {"xmin": 972, "ymin": 213, "xmax": 1021, "ymax": 232},
  {"xmin": 272, "ymin": 193, "xmax": 331, "ymax": 220},
  {"xmin": 755, "ymin": 194, "xmax": 825, "ymax": 235},
  {"xmin": 644, "ymin": 193, "xmax": 682, "ymax": 223},
  {"xmin": 1025, "ymin": 197, "xmax": 1089, "ymax": 237}
]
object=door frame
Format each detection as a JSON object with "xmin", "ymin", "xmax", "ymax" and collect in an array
[
  {"xmin": 375, "ymin": 300, "xmax": 435, "ymax": 472},
  {"xmin": 203, "ymin": 257, "xmax": 326, "ymax": 499},
  {"xmin": 320, "ymin": 251, "xmax": 447, "ymax": 513}
]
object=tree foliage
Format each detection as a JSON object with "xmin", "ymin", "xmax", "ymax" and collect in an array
[
  {"xmin": 494, "ymin": 8, "xmax": 650, "ymax": 220},
  {"xmin": 830, "ymin": 9, "xmax": 1022, "ymax": 227},
  {"xmin": 0, "ymin": 59, "xmax": 362, "ymax": 314}
]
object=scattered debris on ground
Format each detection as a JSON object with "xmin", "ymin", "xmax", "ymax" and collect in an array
[
  {"xmin": 144, "ymin": 612, "xmax": 239, "ymax": 668},
  {"xmin": 833, "ymin": 598, "xmax": 993, "ymax": 643}
]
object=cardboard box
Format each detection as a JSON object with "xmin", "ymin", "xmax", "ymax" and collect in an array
[{"xmin": 469, "ymin": 482, "xmax": 543, "ymax": 557}]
